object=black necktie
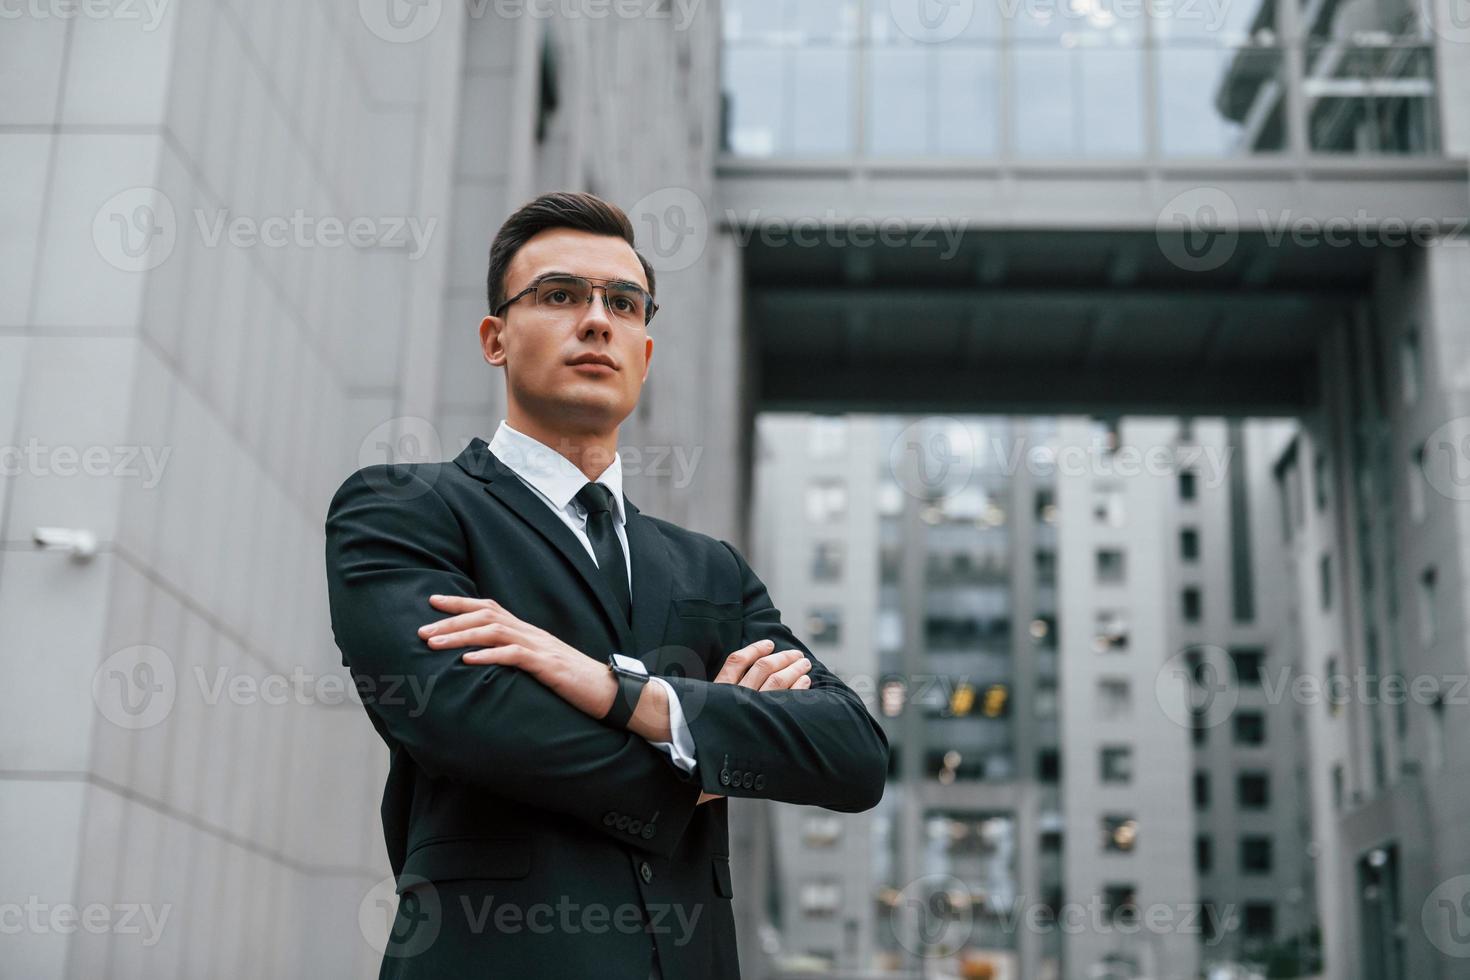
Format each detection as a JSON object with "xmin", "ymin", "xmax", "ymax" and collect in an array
[{"xmin": 575, "ymin": 482, "xmax": 631, "ymax": 625}]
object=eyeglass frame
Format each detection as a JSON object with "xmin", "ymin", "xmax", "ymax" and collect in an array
[{"xmin": 492, "ymin": 273, "xmax": 659, "ymax": 326}]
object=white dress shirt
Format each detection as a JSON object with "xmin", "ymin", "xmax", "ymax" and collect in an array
[{"xmin": 487, "ymin": 420, "xmax": 697, "ymax": 775}]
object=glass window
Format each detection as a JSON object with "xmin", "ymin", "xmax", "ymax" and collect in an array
[
  {"xmin": 1100, "ymin": 745, "xmax": 1133, "ymax": 784},
  {"xmin": 807, "ymin": 607, "xmax": 842, "ymax": 645},
  {"xmin": 1238, "ymin": 771, "xmax": 1270, "ymax": 809},
  {"xmin": 1197, "ymin": 835, "xmax": 1213, "ymax": 873},
  {"xmin": 811, "ymin": 541, "xmax": 844, "ymax": 582},
  {"xmin": 805, "ymin": 479, "xmax": 847, "ymax": 523},
  {"xmin": 1240, "ymin": 836, "xmax": 1273, "ymax": 874},
  {"xmin": 1096, "ymin": 548, "xmax": 1127, "ymax": 584},
  {"xmin": 1419, "ymin": 566, "xmax": 1438, "ymax": 644},
  {"xmin": 1180, "ymin": 527, "xmax": 1200, "ymax": 561},
  {"xmin": 1098, "ymin": 678, "xmax": 1131, "ymax": 719},
  {"xmin": 1194, "ymin": 770, "xmax": 1211, "ymax": 809},
  {"xmin": 1230, "ymin": 647, "xmax": 1265, "ymax": 685},
  {"xmin": 1093, "ymin": 609, "xmax": 1130, "ymax": 653},
  {"xmin": 1101, "ymin": 815, "xmax": 1138, "ymax": 853},
  {"xmin": 1181, "ymin": 586, "xmax": 1203, "ymax": 623},
  {"xmin": 1234, "ymin": 710, "xmax": 1266, "ymax": 746},
  {"xmin": 1179, "ymin": 469, "xmax": 1198, "ymax": 501}
]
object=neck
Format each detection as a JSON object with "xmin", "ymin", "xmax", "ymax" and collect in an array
[{"xmin": 506, "ymin": 406, "xmax": 620, "ymax": 481}]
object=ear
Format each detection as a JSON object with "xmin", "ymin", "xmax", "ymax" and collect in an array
[
  {"xmin": 480, "ymin": 315, "xmax": 507, "ymax": 367},
  {"xmin": 641, "ymin": 335, "xmax": 654, "ymax": 384}
]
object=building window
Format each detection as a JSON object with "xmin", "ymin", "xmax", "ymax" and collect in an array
[
  {"xmin": 1319, "ymin": 552, "xmax": 1333, "ymax": 610},
  {"xmin": 1237, "ymin": 772, "xmax": 1271, "ymax": 809},
  {"xmin": 1097, "ymin": 678, "xmax": 1132, "ymax": 719},
  {"xmin": 1194, "ymin": 770, "xmax": 1211, "ymax": 810},
  {"xmin": 1230, "ymin": 647, "xmax": 1265, "ymax": 686},
  {"xmin": 1093, "ymin": 483, "xmax": 1125, "ymax": 527},
  {"xmin": 1096, "ymin": 548, "xmax": 1127, "ymax": 584},
  {"xmin": 1100, "ymin": 746, "xmax": 1133, "ymax": 784},
  {"xmin": 1093, "ymin": 610, "xmax": 1130, "ymax": 653},
  {"xmin": 1040, "ymin": 830, "xmax": 1063, "ymax": 854},
  {"xmin": 811, "ymin": 541, "xmax": 843, "ymax": 582},
  {"xmin": 798, "ymin": 879, "xmax": 843, "ymax": 918},
  {"xmin": 1313, "ymin": 450, "xmax": 1329, "ymax": 512},
  {"xmin": 1101, "ymin": 815, "xmax": 1138, "ymax": 853},
  {"xmin": 1192, "ymin": 709, "xmax": 1208, "ymax": 746},
  {"xmin": 1178, "ymin": 468, "xmax": 1198, "ymax": 501},
  {"xmin": 807, "ymin": 416, "xmax": 848, "ymax": 458},
  {"xmin": 1102, "ymin": 884, "xmax": 1138, "ymax": 925},
  {"xmin": 802, "ymin": 814, "xmax": 842, "ymax": 848},
  {"xmin": 1409, "ymin": 443, "xmax": 1426, "ymax": 524},
  {"xmin": 807, "ymin": 608, "xmax": 842, "ymax": 645},
  {"xmin": 1332, "ymin": 764, "xmax": 1345, "ymax": 811},
  {"xmin": 1233, "ymin": 711, "xmax": 1266, "ymax": 746},
  {"xmin": 1243, "ymin": 902, "xmax": 1276, "ymax": 941},
  {"xmin": 1196, "ymin": 835, "xmax": 1213, "ymax": 873},
  {"xmin": 1419, "ymin": 566, "xmax": 1438, "ymax": 645},
  {"xmin": 1181, "ymin": 586, "xmax": 1202, "ymax": 623},
  {"xmin": 1400, "ymin": 329, "xmax": 1421, "ymax": 406},
  {"xmin": 1240, "ymin": 836, "xmax": 1274, "ymax": 874},
  {"xmin": 1038, "ymin": 748, "xmax": 1060, "ymax": 783},
  {"xmin": 1180, "ymin": 527, "xmax": 1200, "ymax": 562},
  {"xmin": 805, "ymin": 479, "xmax": 847, "ymax": 523}
]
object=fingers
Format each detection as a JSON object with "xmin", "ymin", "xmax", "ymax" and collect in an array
[
  {"xmin": 792, "ymin": 675, "xmax": 812, "ymax": 690},
  {"xmin": 713, "ymin": 639, "xmax": 775, "ymax": 685},
  {"xmin": 737, "ymin": 649, "xmax": 804, "ymax": 690},
  {"xmin": 461, "ymin": 644, "xmax": 526, "ymax": 666},
  {"xmin": 428, "ymin": 594, "xmax": 498, "ymax": 613},
  {"xmin": 758, "ymin": 654, "xmax": 812, "ymax": 692},
  {"xmin": 420, "ymin": 596, "xmax": 520, "ymax": 648}
]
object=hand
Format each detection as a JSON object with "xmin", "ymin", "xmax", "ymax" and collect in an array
[
  {"xmin": 695, "ymin": 639, "xmax": 813, "ymax": 805},
  {"xmin": 419, "ymin": 594, "xmax": 622, "ymax": 723}
]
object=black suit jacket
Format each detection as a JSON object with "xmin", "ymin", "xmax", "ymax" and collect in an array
[{"xmin": 324, "ymin": 437, "xmax": 888, "ymax": 979}]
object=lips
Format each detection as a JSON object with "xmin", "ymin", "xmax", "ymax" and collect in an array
[{"xmin": 567, "ymin": 354, "xmax": 617, "ymax": 370}]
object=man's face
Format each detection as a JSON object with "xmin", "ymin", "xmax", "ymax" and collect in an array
[{"xmin": 480, "ymin": 228, "xmax": 654, "ymax": 433}]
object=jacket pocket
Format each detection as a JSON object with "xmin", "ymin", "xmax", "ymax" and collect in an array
[
  {"xmin": 711, "ymin": 857, "xmax": 734, "ymax": 899},
  {"xmin": 398, "ymin": 836, "xmax": 531, "ymax": 892},
  {"xmin": 673, "ymin": 597, "xmax": 742, "ymax": 622}
]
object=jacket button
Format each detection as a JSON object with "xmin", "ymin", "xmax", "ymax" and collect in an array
[
  {"xmin": 603, "ymin": 811, "xmax": 618, "ymax": 826},
  {"xmin": 730, "ymin": 770, "xmax": 743, "ymax": 786},
  {"xmin": 641, "ymin": 824, "xmax": 656, "ymax": 840},
  {"xmin": 719, "ymin": 769, "xmax": 731, "ymax": 786},
  {"xmin": 616, "ymin": 815, "xmax": 631, "ymax": 830},
  {"xmin": 628, "ymin": 819, "xmax": 643, "ymax": 835},
  {"xmin": 640, "ymin": 861, "xmax": 653, "ymax": 883},
  {"xmin": 741, "ymin": 772, "xmax": 754, "ymax": 789},
  {"xmin": 754, "ymin": 774, "xmax": 766, "ymax": 790}
]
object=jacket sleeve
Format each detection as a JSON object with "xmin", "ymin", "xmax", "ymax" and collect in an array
[
  {"xmin": 324, "ymin": 466, "xmax": 700, "ymax": 858},
  {"xmin": 661, "ymin": 539, "xmax": 890, "ymax": 812}
]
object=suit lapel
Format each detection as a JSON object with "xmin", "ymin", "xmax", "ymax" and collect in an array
[
  {"xmin": 455, "ymin": 438, "xmax": 671, "ymax": 661},
  {"xmin": 623, "ymin": 499, "xmax": 674, "ymax": 672}
]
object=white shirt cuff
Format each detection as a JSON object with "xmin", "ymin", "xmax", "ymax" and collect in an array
[
  {"xmin": 646, "ymin": 677, "xmax": 698, "ymax": 775},
  {"xmin": 608, "ymin": 656, "xmax": 697, "ymax": 774}
]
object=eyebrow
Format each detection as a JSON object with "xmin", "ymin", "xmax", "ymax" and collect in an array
[{"xmin": 533, "ymin": 270, "xmax": 646, "ymax": 289}]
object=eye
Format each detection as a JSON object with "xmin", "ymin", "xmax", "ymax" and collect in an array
[
  {"xmin": 611, "ymin": 295, "xmax": 636, "ymax": 313},
  {"xmin": 545, "ymin": 289, "xmax": 574, "ymax": 305}
]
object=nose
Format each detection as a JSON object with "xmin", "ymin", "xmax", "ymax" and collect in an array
[{"xmin": 575, "ymin": 290, "xmax": 614, "ymax": 340}]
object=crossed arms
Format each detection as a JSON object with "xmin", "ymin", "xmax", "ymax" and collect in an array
[{"xmin": 324, "ymin": 467, "xmax": 889, "ymax": 859}]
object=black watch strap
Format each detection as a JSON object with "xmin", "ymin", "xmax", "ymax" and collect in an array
[{"xmin": 602, "ymin": 654, "xmax": 649, "ymax": 729}]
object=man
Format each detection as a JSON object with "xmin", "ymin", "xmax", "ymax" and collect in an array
[{"xmin": 324, "ymin": 191, "xmax": 888, "ymax": 979}]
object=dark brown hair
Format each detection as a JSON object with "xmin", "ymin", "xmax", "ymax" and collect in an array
[{"xmin": 486, "ymin": 191, "xmax": 656, "ymax": 314}]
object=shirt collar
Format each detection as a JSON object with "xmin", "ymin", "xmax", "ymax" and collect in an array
[{"xmin": 487, "ymin": 419, "xmax": 625, "ymax": 525}]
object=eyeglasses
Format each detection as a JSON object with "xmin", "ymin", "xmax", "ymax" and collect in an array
[{"xmin": 493, "ymin": 274, "xmax": 658, "ymax": 326}]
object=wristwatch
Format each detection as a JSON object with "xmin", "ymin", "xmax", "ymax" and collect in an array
[{"xmin": 601, "ymin": 652, "xmax": 650, "ymax": 729}]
